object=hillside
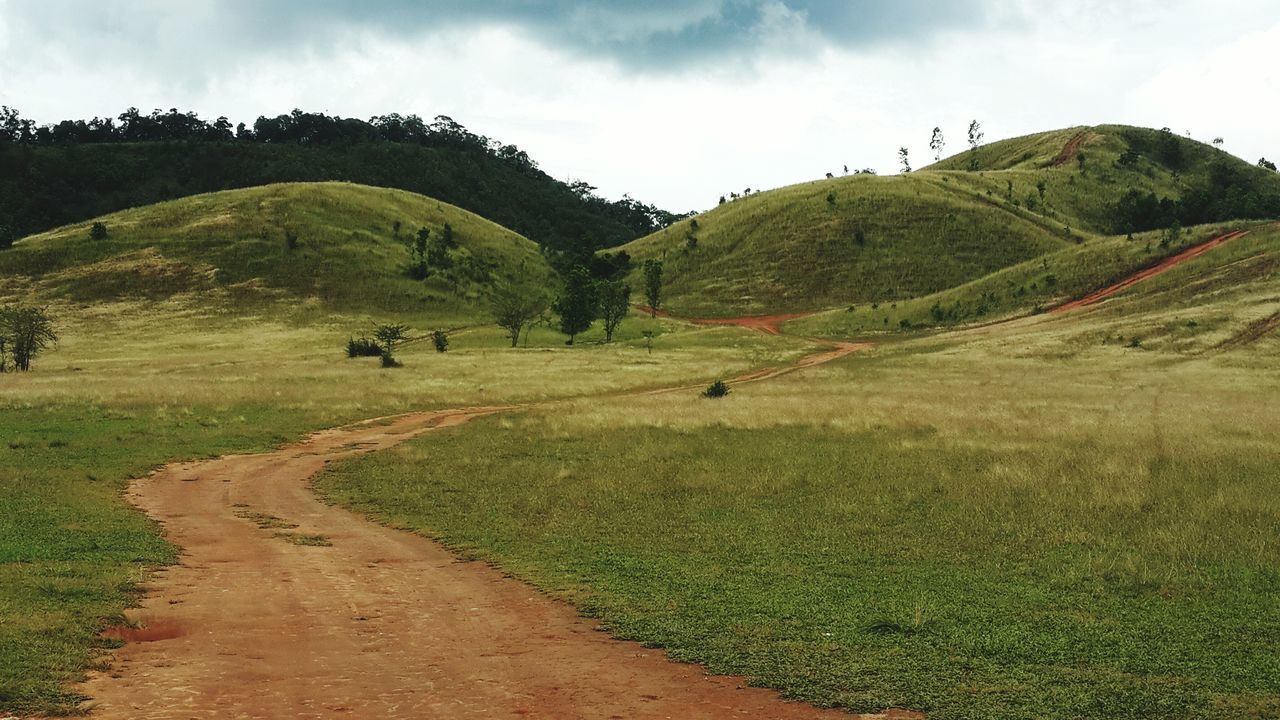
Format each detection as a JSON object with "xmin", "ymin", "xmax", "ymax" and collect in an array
[
  {"xmin": 0, "ymin": 108, "xmax": 681, "ymax": 256},
  {"xmin": 0, "ymin": 182, "xmax": 556, "ymax": 316},
  {"xmin": 621, "ymin": 124, "xmax": 1280, "ymax": 317},
  {"xmin": 619, "ymin": 173, "xmax": 1081, "ymax": 317},
  {"xmin": 926, "ymin": 125, "xmax": 1280, "ymax": 233}
]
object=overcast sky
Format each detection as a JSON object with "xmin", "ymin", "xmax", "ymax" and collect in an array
[{"xmin": 1, "ymin": 0, "xmax": 1276, "ymax": 211}]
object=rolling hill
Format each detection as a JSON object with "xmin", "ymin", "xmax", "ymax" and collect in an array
[
  {"xmin": 621, "ymin": 125, "xmax": 1280, "ymax": 317},
  {"xmin": 0, "ymin": 182, "xmax": 556, "ymax": 317}
]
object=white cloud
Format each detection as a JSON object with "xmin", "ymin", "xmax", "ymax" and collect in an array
[{"xmin": 1, "ymin": 1, "xmax": 1277, "ymax": 211}]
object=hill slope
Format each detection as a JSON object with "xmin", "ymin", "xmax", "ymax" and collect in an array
[
  {"xmin": 0, "ymin": 182, "xmax": 556, "ymax": 316},
  {"xmin": 619, "ymin": 173, "xmax": 1080, "ymax": 317},
  {"xmin": 622, "ymin": 125, "xmax": 1280, "ymax": 317}
]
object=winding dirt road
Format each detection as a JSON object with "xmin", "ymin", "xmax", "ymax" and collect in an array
[{"xmin": 74, "ymin": 343, "xmax": 909, "ymax": 719}]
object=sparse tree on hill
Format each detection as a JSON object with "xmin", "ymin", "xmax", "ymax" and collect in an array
[
  {"xmin": 491, "ymin": 282, "xmax": 548, "ymax": 348},
  {"xmin": 1036, "ymin": 179, "xmax": 1047, "ymax": 202},
  {"xmin": 553, "ymin": 266, "xmax": 598, "ymax": 345},
  {"xmin": 1077, "ymin": 151, "xmax": 1088, "ymax": 174},
  {"xmin": 372, "ymin": 323, "xmax": 409, "ymax": 362},
  {"xmin": 1260, "ymin": 158, "xmax": 1278, "ymax": 172},
  {"xmin": 1212, "ymin": 137, "xmax": 1225, "ymax": 149},
  {"xmin": 409, "ymin": 227, "xmax": 430, "ymax": 279},
  {"xmin": 441, "ymin": 222, "xmax": 457, "ymax": 249},
  {"xmin": 930, "ymin": 127, "xmax": 945, "ymax": 162},
  {"xmin": 597, "ymin": 280, "xmax": 631, "ymax": 343},
  {"xmin": 642, "ymin": 259, "xmax": 663, "ymax": 317},
  {"xmin": 898, "ymin": 147, "xmax": 911, "ymax": 174},
  {"xmin": 967, "ymin": 120, "xmax": 984, "ymax": 170},
  {"xmin": 0, "ymin": 305, "xmax": 57, "ymax": 372},
  {"xmin": 89, "ymin": 222, "xmax": 108, "ymax": 241}
]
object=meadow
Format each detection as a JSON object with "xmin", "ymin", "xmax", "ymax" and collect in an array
[
  {"xmin": 0, "ymin": 296, "xmax": 809, "ymax": 712},
  {"xmin": 316, "ymin": 309, "xmax": 1280, "ymax": 720}
]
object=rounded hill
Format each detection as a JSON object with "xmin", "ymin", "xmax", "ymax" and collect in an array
[{"xmin": 0, "ymin": 182, "xmax": 556, "ymax": 315}]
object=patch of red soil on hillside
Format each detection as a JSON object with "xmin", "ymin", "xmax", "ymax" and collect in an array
[
  {"xmin": 1043, "ymin": 131, "xmax": 1088, "ymax": 168},
  {"xmin": 643, "ymin": 307, "xmax": 814, "ymax": 335}
]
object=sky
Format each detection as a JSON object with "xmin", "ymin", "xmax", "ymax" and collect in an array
[{"xmin": 0, "ymin": 0, "xmax": 1276, "ymax": 211}]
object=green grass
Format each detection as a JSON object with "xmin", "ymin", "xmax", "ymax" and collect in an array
[
  {"xmin": 789, "ymin": 221, "xmax": 1273, "ymax": 337},
  {"xmin": 620, "ymin": 173, "xmax": 1076, "ymax": 317},
  {"xmin": 0, "ymin": 403, "xmax": 328, "ymax": 713},
  {"xmin": 0, "ymin": 182, "xmax": 556, "ymax": 316},
  {"xmin": 0, "ymin": 291, "xmax": 812, "ymax": 714},
  {"xmin": 315, "ymin": 322, "xmax": 1280, "ymax": 719}
]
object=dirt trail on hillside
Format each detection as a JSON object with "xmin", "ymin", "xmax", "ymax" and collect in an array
[
  {"xmin": 1051, "ymin": 230, "xmax": 1250, "ymax": 314},
  {"xmin": 74, "ymin": 343, "xmax": 906, "ymax": 720},
  {"xmin": 644, "ymin": 307, "xmax": 814, "ymax": 335},
  {"xmin": 1043, "ymin": 131, "xmax": 1088, "ymax": 168}
]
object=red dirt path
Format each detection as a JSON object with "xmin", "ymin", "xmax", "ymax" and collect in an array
[
  {"xmin": 643, "ymin": 307, "xmax": 814, "ymax": 335},
  {"xmin": 1051, "ymin": 230, "xmax": 1250, "ymax": 314},
  {"xmin": 72, "ymin": 345, "xmax": 900, "ymax": 720},
  {"xmin": 1043, "ymin": 131, "xmax": 1088, "ymax": 168}
]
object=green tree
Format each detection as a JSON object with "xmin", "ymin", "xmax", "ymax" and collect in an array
[
  {"xmin": 1, "ymin": 305, "xmax": 57, "ymax": 372},
  {"xmin": 1036, "ymin": 179, "xmax": 1047, "ymax": 202},
  {"xmin": 597, "ymin": 280, "xmax": 631, "ymax": 343},
  {"xmin": 89, "ymin": 222, "xmax": 108, "ymax": 241},
  {"xmin": 409, "ymin": 228, "xmax": 430, "ymax": 280},
  {"xmin": 967, "ymin": 120, "xmax": 984, "ymax": 170},
  {"xmin": 441, "ymin": 222, "xmax": 457, "ymax": 249},
  {"xmin": 491, "ymin": 282, "xmax": 548, "ymax": 348},
  {"xmin": 642, "ymin": 259, "xmax": 663, "ymax": 317},
  {"xmin": 1260, "ymin": 158, "xmax": 1278, "ymax": 172},
  {"xmin": 372, "ymin": 323, "xmax": 409, "ymax": 361},
  {"xmin": 431, "ymin": 329, "xmax": 449, "ymax": 353},
  {"xmin": 553, "ymin": 266, "xmax": 598, "ymax": 345}
]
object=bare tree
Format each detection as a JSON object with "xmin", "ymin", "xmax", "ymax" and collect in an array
[{"xmin": 929, "ymin": 127, "xmax": 945, "ymax": 162}]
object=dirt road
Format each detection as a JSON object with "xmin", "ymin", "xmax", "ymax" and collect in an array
[
  {"xmin": 642, "ymin": 308, "xmax": 813, "ymax": 335},
  {"xmin": 1051, "ymin": 230, "xmax": 1250, "ymax": 313},
  {"xmin": 75, "ymin": 347, "xmax": 908, "ymax": 719}
]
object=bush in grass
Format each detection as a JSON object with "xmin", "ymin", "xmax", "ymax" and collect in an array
[
  {"xmin": 346, "ymin": 337, "xmax": 383, "ymax": 358},
  {"xmin": 380, "ymin": 353, "xmax": 402, "ymax": 368},
  {"xmin": 702, "ymin": 379, "xmax": 730, "ymax": 398},
  {"xmin": 89, "ymin": 221, "xmax": 108, "ymax": 241},
  {"xmin": 431, "ymin": 329, "xmax": 449, "ymax": 353}
]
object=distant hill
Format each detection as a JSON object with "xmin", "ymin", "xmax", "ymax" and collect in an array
[
  {"xmin": 0, "ymin": 108, "xmax": 682, "ymax": 257},
  {"xmin": 621, "ymin": 125, "xmax": 1280, "ymax": 317},
  {"xmin": 0, "ymin": 182, "xmax": 556, "ymax": 317}
]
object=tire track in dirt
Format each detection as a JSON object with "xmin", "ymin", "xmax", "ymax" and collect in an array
[
  {"xmin": 71, "ymin": 343, "xmax": 903, "ymax": 719},
  {"xmin": 1050, "ymin": 230, "xmax": 1250, "ymax": 314}
]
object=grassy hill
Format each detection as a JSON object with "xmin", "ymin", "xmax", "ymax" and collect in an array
[
  {"xmin": 621, "ymin": 125, "xmax": 1280, "ymax": 317},
  {"xmin": 619, "ymin": 173, "xmax": 1080, "ymax": 317},
  {"xmin": 0, "ymin": 182, "xmax": 556, "ymax": 318}
]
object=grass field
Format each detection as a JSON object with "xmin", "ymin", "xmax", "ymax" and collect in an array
[
  {"xmin": 2, "ymin": 139, "xmax": 1279, "ymax": 718},
  {"xmin": 316, "ymin": 304, "xmax": 1280, "ymax": 719},
  {"xmin": 0, "ymin": 294, "xmax": 810, "ymax": 713}
]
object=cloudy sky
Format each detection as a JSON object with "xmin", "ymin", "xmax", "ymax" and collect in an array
[{"xmin": 0, "ymin": 1, "xmax": 1276, "ymax": 211}]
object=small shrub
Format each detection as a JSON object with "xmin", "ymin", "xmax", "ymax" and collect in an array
[
  {"xmin": 346, "ymin": 337, "xmax": 383, "ymax": 358},
  {"xmin": 431, "ymin": 329, "xmax": 449, "ymax": 353},
  {"xmin": 702, "ymin": 379, "xmax": 730, "ymax": 398},
  {"xmin": 380, "ymin": 353, "xmax": 402, "ymax": 368},
  {"xmin": 89, "ymin": 222, "xmax": 108, "ymax": 241},
  {"xmin": 284, "ymin": 229, "xmax": 299, "ymax": 251}
]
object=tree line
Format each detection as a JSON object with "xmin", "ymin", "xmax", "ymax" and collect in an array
[{"xmin": 0, "ymin": 106, "xmax": 683, "ymax": 255}]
